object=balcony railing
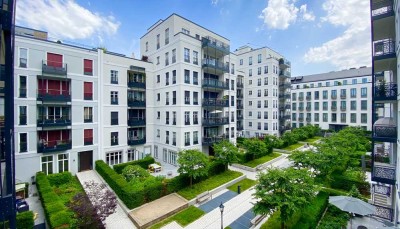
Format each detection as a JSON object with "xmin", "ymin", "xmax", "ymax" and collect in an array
[
  {"xmin": 331, "ymin": 95, "xmax": 337, "ymax": 99},
  {"xmin": 372, "ymin": 162, "xmax": 396, "ymax": 185},
  {"xmin": 201, "ymin": 37, "xmax": 230, "ymax": 55},
  {"xmin": 237, "ymin": 115, "xmax": 243, "ymax": 120},
  {"xmin": 42, "ymin": 60, "xmax": 67, "ymax": 75},
  {"xmin": 236, "ymin": 82, "xmax": 244, "ymax": 88},
  {"xmin": 279, "ymin": 82, "xmax": 291, "ymax": 88},
  {"xmin": 128, "ymin": 118, "xmax": 146, "ymax": 126},
  {"xmin": 84, "ymin": 93, "xmax": 93, "ymax": 100},
  {"xmin": 237, "ymin": 104, "xmax": 243, "ymax": 109},
  {"xmin": 298, "ymin": 117, "xmax": 304, "ymax": 122},
  {"xmin": 373, "ymin": 121, "xmax": 397, "ymax": 141},
  {"xmin": 284, "ymin": 115, "xmax": 291, "ymax": 120},
  {"xmin": 306, "ymin": 106, "xmax": 311, "ymax": 111},
  {"xmin": 202, "ymin": 117, "xmax": 229, "ymax": 126},
  {"xmin": 37, "ymin": 139, "xmax": 72, "ymax": 153},
  {"xmin": 373, "ymin": 39, "xmax": 396, "ymax": 59},
  {"xmin": 202, "ymin": 59, "xmax": 229, "ymax": 73},
  {"xmin": 279, "ymin": 94, "xmax": 291, "ymax": 99},
  {"xmin": 279, "ymin": 58, "xmax": 291, "ymax": 68},
  {"xmin": 37, "ymin": 90, "xmax": 71, "ymax": 102},
  {"xmin": 306, "ymin": 96, "xmax": 311, "ymax": 100},
  {"xmin": 202, "ymin": 135, "xmax": 229, "ymax": 146},
  {"xmin": 299, "ymin": 107, "xmax": 304, "ymax": 111},
  {"xmin": 306, "ymin": 117, "xmax": 311, "ymax": 122},
  {"xmin": 128, "ymin": 99, "xmax": 146, "ymax": 107},
  {"xmin": 37, "ymin": 117, "xmax": 71, "ymax": 127},
  {"xmin": 298, "ymin": 96, "xmax": 304, "ymax": 101},
  {"xmin": 372, "ymin": 0, "xmax": 394, "ymax": 19},
  {"xmin": 128, "ymin": 81, "xmax": 146, "ymax": 89},
  {"xmin": 374, "ymin": 83, "xmax": 397, "ymax": 100},
  {"xmin": 340, "ymin": 106, "xmax": 346, "ymax": 111},
  {"xmin": 331, "ymin": 106, "xmax": 337, "ymax": 111},
  {"xmin": 279, "ymin": 70, "xmax": 291, "ymax": 78},
  {"xmin": 237, "ymin": 125, "xmax": 243, "ymax": 131},
  {"xmin": 202, "ymin": 98, "xmax": 229, "ymax": 107},
  {"xmin": 237, "ymin": 94, "xmax": 243, "ymax": 99},
  {"xmin": 128, "ymin": 137, "xmax": 146, "ymax": 146},
  {"xmin": 202, "ymin": 79, "xmax": 229, "ymax": 90}
]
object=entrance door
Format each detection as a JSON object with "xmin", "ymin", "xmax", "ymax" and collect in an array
[{"xmin": 79, "ymin": 150, "xmax": 93, "ymax": 172}]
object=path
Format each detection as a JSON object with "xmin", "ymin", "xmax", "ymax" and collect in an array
[{"xmin": 76, "ymin": 171, "xmax": 136, "ymax": 229}]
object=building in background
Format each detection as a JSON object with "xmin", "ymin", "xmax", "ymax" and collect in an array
[
  {"xmin": 370, "ymin": 0, "xmax": 399, "ymax": 224},
  {"xmin": 291, "ymin": 67, "xmax": 372, "ymax": 131}
]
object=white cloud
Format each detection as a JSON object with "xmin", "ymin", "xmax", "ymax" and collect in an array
[
  {"xmin": 211, "ymin": 0, "xmax": 219, "ymax": 6},
  {"xmin": 16, "ymin": 0, "xmax": 120, "ymax": 40},
  {"xmin": 259, "ymin": 0, "xmax": 315, "ymax": 30},
  {"xmin": 303, "ymin": 0, "xmax": 371, "ymax": 69}
]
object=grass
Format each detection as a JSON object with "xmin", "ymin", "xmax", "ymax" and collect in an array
[
  {"xmin": 227, "ymin": 178, "xmax": 257, "ymax": 192},
  {"xmin": 240, "ymin": 152, "xmax": 281, "ymax": 168},
  {"xmin": 317, "ymin": 205, "xmax": 349, "ymax": 229},
  {"xmin": 304, "ymin": 136, "xmax": 322, "ymax": 143},
  {"xmin": 53, "ymin": 176, "xmax": 84, "ymax": 204},
  {"xmin": 150, "ymin": 206, "xmax": 205, "ymax": 229},
  {"xmin": 261, "ymin": 210, "xmax": 301, "ymax": 229},
  {"xmin": 282, "ymin": 143, "xmax": 305, "ymax": 151},
  {"xmin": 178, "ymin": 170, "xmax": 242, "ymax": 200}
]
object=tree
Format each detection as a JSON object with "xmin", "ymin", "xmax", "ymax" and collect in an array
[
  {"xmin": 177, "ymin": 149, "xmax": 210, "ymax": 188},
  {"xmin": 212, "ymin": 140, "xmax": 239, "ymax": 170},
  {"xmin": 243, "ymin": 138, "xmax": 267, "ymax": 160},
  {"xmin": 253, "ymin": 168, "xmax": 318, "ymax": 229},
  {"xmin": 122, "ymin": 165, "xmax": 149, "ymax": 182},
  {"xmin": 68, "ymin": 181, "xmax": 117, "ymax": 228},
  {"xmin": 348, "ymin": 185, "xmax": 363, "ymax": 199}
]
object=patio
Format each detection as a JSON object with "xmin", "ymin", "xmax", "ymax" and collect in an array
[{"xmin": 349, "ymin": 215, "xmax": 396, "ymax": 229}]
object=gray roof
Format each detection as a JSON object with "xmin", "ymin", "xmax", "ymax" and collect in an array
[{"xmin": 291, "ymin": 67, "xmax": 372, "ymax": 84}]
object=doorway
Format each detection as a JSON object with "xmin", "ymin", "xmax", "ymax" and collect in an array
[{"xmin": 79, "ymin": 150, "xmax": 93, "ymax": 172}]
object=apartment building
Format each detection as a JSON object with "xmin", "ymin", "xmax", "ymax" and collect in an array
[
  {"xmin": 234, "ymin": 46, "xmax": 291, "ymax": 138},
  {"xmin": 291, "ymin": 67, "xmax": 372, "ymax": 131},
  {"xmin": 370, "ymin": 0, "xmax": 399, "ymax": 223},
  {"xmin": 140, "ymin": 14, "xmax": 237, "ymax": 161}
]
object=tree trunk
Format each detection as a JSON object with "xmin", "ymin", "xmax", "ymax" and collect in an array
[
  {"xmin": 281, "ymin": 221, "xmax": 285, "ymax": 229},
  {"xmin": 225, "ymin": 164, "xmax": 228, "ymax": 171},
  {"xmin": 190, "ymin": 176, "xmax": 193, "ymax": 188}
]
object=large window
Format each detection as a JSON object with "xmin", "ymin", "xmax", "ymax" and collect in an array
[
  {"xmin": 165, "ymin": 28, "xmax": 169, "ymax": 45},
  {"xmin": 172, "ymin": 132, "xmax": 176, "ymax": 146},
  {"xmin": 172, "ymin": 49, "xmax": 176, "ymax": 63},
  {"xmin": 193, "ymin": 111, "xmax": 198, "ymax": 124},
  {"xmin": 258, "ymin": 54, "xmax": 262, "ymax": 63},
  {"xmin": 185, "ymin": 132, "xmax": 190, "ymax": 146},
  {"xmin": 84, "ymin": 59, "xmax": 93, "ymax": 75},
  {"xmin": 19, "ymin": 75, "xmax": 27, "ymax": 98},
  {"xmin": 84, "ymin": 107, "xmax": 93, "ymax": 123},
  {"xmin": 361, "ymin": 114, "xmax": 367, "ymax": 123},
  {"xmin": 19, "ymin": 48, "xmax": 28, "ymax": 68},
  {"xmin": 351, "ymin": 113, "xmax": 356, "ymax": 123},
  {"xmin": 111, "ymin": 70, "xmax": 118, "ymax": 84},
  {"xmin": 84, "ymin": 82, "xmax": 93, "ymax": 100},
  {"xmin": 156, "ymin": 34, "xmax": 160, "ymax": 49},
  {"xmin": 350, "ymin": 88, "xmax": 357, "ymax": 98},
  {"xmin": 58, "ymin": 154, "xmax": 69, "ymax": 173},
  {"xmin": 84, "ymin": 129, "xmax": 93, "ymax": 145},
  {"xmin": 154, "ymin": 146, "xmax": 158, "ymax": 159},
  {"xmin": 166, "ymin": 131, "xmax": 169, "ymax": 144},
  {"xmin": 111, "ymin": 91, "xmax": 118, "ymax": 104},
  {"xmin": 350, "ymin": 101, "xmax": 356, "ymax": 110},
  {"xmin": 111, "ymin": 112, "xmax": 118, "ymax": 125},
  {"xmin": 184, "ymin": 70, "xmax": 190, "ymax": 83},
  {"xmin": 19, "ymin": 133, "xmax": 27, "ymax": 153},
  {"xmin": 193, "ymin": 131, "xmax": 198, "ymax": 144},
  {"xmin": 361, "ymin": 100, "xmax": 367, "ymax": 110},
  {"xmin": 193, "ymin": 71, "xmax": 198, "ymax": 85},
  {"xmin": 165, "ymin": 52, "xmax": 169, "ymax": 66},
  {"xmin": 19, "ymin": 106, "xmax": 27, "ymax": 125},
  {"xmin": 185, "ymin": 111, "xmax": 190, "ymax": 125},
  {"xmin": 111, "ymin": 132, "xmax": 118, "ymax": 146},
  {"xmin": 193, "ymin": 51, "xmax": 198, "ymax": 65},
  {"xmin": 193, "ymin": 92, "xmax": 198, "ymax": 105},
  {"xmin": 361, "ymin": 87, "xmax": 367, "ymax": 97},
  {"xmin": 184, "ymin": 48, "xmax": 190, "ymax": 62},
  {"xmin": 249, "ymin": 56, "xmax": 252, "ymax": 65},
  {"xmin": 185, "ymin": 91, "xmax": 190, "ymax": 104},
  {"xmin": 41, "ymin": 155, "xmax": 53, "ymax": 175},
  {"xmin": 106, "ymin": 151, "xmax": 122, "ymax": 165}
]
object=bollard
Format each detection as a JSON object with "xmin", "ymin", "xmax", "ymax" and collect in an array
[{"xmin": 238, "ymin": 185, "xmax": 241, "ymax": 194}]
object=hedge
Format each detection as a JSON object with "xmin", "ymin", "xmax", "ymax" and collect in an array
[
  {"xmin": 331, "ymin": 174, "xmax": 370, "ymax": 195},
  {"xmin": 36, "ymin": 172, "xmax": 73, "ymax": 228},
  {"xmin": 113, "ymin": 156, "xmax": 155, "ymax": 174},
  {"xmin": 16, "ymin": 211, "xmax": 34, "ymax": 229},
  {"xmin": 47, "ymin": 172, "xmax": 73, "ymax": 187},
  {"xmin": 293, "ymin": 191, "xmax": 329, "ymax": 229}
]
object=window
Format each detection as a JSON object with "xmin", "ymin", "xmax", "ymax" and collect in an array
[
  {"xmin": 258, "ymin": 90, "xmax": 261, "ymax": 97},
  {"xmin": 249, "ymin": 122, "xmax": 252, "ymax": 127},
  {"xmin": 193, "ymin": 92, "xmax": 199, "ymax": 105},
  {"xmin": 258, "ymin": 122, "xmax": 261, "ymax": 130},
  {"xmin": 340, "ymin": 101, "xmax": 346, "ymax": 110},
  {"xmin": 19, "ymin": 75, "xmax": 27, "ymax": 98},
  {"xmin": 165, "ymin": 52, "xmax": 169, "ymax": 66},
  {"xmin": 166, "ymin": 92, "xmax": 169, "ymax": 105},
  {"xmin": 172, "ymin": 70, "xmax": 177, "ymax": 84},
  {"xmin": 157, "ymin": 129, "xmax": 160, "ymax": 137},
  {"xmin": 19, "ymin": 133, "xmax": 27, "ymax": 153},
  {"xmin": 166, "ymin": 131, "xmax": 169, "ymax": 144},
  {"xmin": 166, "ymin": 72, "xmax": 169, "ymax": 85},
  {"xmin": 57, "ymin": 154, "xmax": 69, "ymax": 173},
  {"xmin": 292, "ymin": 103, "xmax": 296, "ymax": 111},
  {"xmin": 350, "ymin": 113, "xmax": 357, "ymax": 123},
  {"xmin": 323, "ymin": 113, "xmax": 328, "ymax": 122},
  {"xmin": 172, "ymin": 91, "xmax": 176, "ymax": 105},
  {"xmin": 322, "ymin": 90, "xmax": 328, "ymax": 99},
  {"xmin": 326, "ymin": 82, "xmax": 330, "ymax": 87},
  {"xmin": 314, "ymin": 102, "xmax": 319, "ymax": 111},
  {"xmin": 193, "ymin": 51, "xmax": 198, "ymax": 65},
  {"xmin": 331, "ymin": 113, "xmax": 337, "ymax": 122},
  {"xmin": 340, "ymin": 113, "xmax": 346, "ymax": 122},
  {"xmin": 145, "ymin": 42, "xmax": 148, "ymax": 52},
  {"xmin": 240, "ymin": 59, "xmax": 243, "ymax": 65},
  {"xmin": 258, "ymin": 78, "xmax": 261, "ymax": 86},
  {"xmin": 292, "ymin": 113, "xmax": 296, "ymax": 121},
  {"xmin": 166, "ymin": 111, "xmax": 170, "ymax": 124},
  {"xmin": 19, "ymin": 48, "xmax": 27, "ymax": 67},
  {"xmin": 110, "ymin": 91, "xmax": 118, "ymax": 105},
  {"xmin": 350, "ymin": 88, "xmax": 357, "ymax": 98},
  {"xmin": 157, "ymin": 56, "xmax": 160, "ymax": 65},
  {"xmin": 331, "ymin": 90, "xmax": 337, "ymax": 98},
  {"xmin": 361, "ymin": 87, "xmax": 367, "ymax": 97},
  {"xmin": 41, "ymin": 155, "xmax": 53, "ymax": 175},
  {"xmin": 231, "ymin": 96, "xmax": 234, "ymax": 106},
  {"xmin": 111, "ymin": 132, "xmax": 119, "ymax": 146},
  {"xmin": 343, "ymin": 80, "xmax": 348, "ymax": 85},
  {"xmin": 258, "ymin": 112, "xmax": 261, "ymax": 119},
  {"xmin": 173, "ymin": 111, "xmax": 177, "ymax": 125},
  {"xmin": 193, "ymin": 71, "xmax": 198, "ymax": 85},
  {"xmin": 157, "ymin": 93, "xmax": 160, "ymax": 102},
  {"xmin": 172, "ymin": 49, "xmax": 176, "ymax": 63},
  {"xmin": 231, "ymin": 63, "xmax": 235, "ymax": 74},
  {"xmin": 185, "ymin": 132, "xmax": 190, "ymax": 146},
  {"xmin": 111, "ymin": 70, "xmax": 118, "ymax": 84},
  {"xmin": 352, "ymin": 79, "xmax": 357, "ymax": 84},
  {"xmin": 361, "ymin": 100, "xmax": 367, "ymax": 110},
  {"xmin": 193, "ymin": 131, "xmax": 199, "ymax": 144},
  {"xmin": 157, "ymin": 75, "xmax": 160, "ymax": 83},
  {"xmin": 172, "ymin": 132, "xmax": 176, "ymax": 146},
  {"xmin": 154, "ymin": 146, "xmax": 158, "ymax": 158},
  {"xmin": 19, "ymin": 106, "xmax": 27, "ymax": 125},
  {"xmin": 249, "ymin": 56, "xmax": 252, "ymax": 65},
  {"xmin": 258, "ymin": 67, "xmax": 261, "ymax": 75},
  {"xmin": 111, "ymin": 112, "xmax": 118, "ymax": 125},
  {"xmin": 249, "ymin": 111, "xmax": 252, "ymax": 117},
  {"xmin": 185, "ymin": 91, "xmax": 190, "ymax": 104},
  {"xmin": 323, "ymin": 102, "xmax": 328, "ymax": 110},
  {"xmin": 165, "ymin": 28, "xmax": 169, "ymax": 45},
  {"xmin": 231, "ymin": 111, "xmax": 235, "ymax": 122},
  {"xmin": 84, "ymin": 107, "xmax": 93, "ymax": 123},
  {"xmin": 350, "ymin": 101, "xmax": 356, "ymax": 110},
  {"xmin": 249, "ymin": 80, "xmax": 252, "ymax": 85},
  {"xmin": 157, "ymin": 112, "xmax": 160, "ymax": 119},
  {"xmin": 314, "ymin": 113, "xmax": 320, "ymax": 122},
  {"xmin": 106, "ymin": 151, "xmax": 122, "ymax": 165},
  {"xmin": 184, "ymin": 48, "xmax": 190, "ymax": 62},
  {"xmin": 84, "ymin": 82, "xmax": 93, "ymax": 100},
  {"xmin": 257, "ymin": 101, "xmax": 261, "ymax": 108},
  {"xmin": 184, "ymin": 69, "xmax": 190, "ymax": 83},
  {"xmin": 314, "ymin": 91, "xmax": 319, "ymax": 99},
  {"xmin": 249, "ymin": 69, "xmax": 252, "ymax": 76},
  {"xmin": 185, "ymin": 111, "xmax": 190, "ymax": 125},
  {"xmin": 84, "ymin": 129, "xmax": 93, "ymax": 145},
  {"xmin": 84, "ymin": 59, "xmax": 93, "ymax": 75},
  {"xmin": 258, "ymin": 54, "xmax": 262, "ymax": 63},
  {"xmin": 361, "ymin": 114, "xmax": 367, "ymax": 123},
  {"xmin": 156, "ymin": 34, "xmax": 160, "ymax": 49}
]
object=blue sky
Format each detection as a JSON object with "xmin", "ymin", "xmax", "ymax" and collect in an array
[{"xmin": 15, "ymin": 0, "xmax": 371, "ymax": 76}]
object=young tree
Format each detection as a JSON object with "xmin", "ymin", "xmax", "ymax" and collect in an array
[
  {"xmin": 68, "ymin": 181, "xmax": 117, "ymax": 228},
  {"xmin": 178, "ymin": 149, "xmax": 210, "ymax": 188},
  {"xmin": 253, "ymin": 168, "xmax": 318, "ymax": 229},
  {"xmin": 122, "ymin": 165, "xmax": 149, "ymax": 181},
  {"xmin": 243, "ymin": 138, "xmax": 267, "ymax": 160},
  {"xmin": 348, "ymin": 185, "xmax": 363, "ymax": 199},
  {"xmin": 212, "ymin": 140, "xmax": 239, "ymax": 170}
]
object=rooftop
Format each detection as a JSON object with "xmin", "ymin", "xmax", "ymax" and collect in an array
[{"xmin": 291, "ymin": 66, "xmax": 372, "ymax": 84}]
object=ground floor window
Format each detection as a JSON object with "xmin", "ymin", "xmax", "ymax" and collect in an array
[
  {"xmin": 168, "ymin": 150, "xmax": 177, "ymax": 165},
  {"xmin": 127, "ymin": 149, "xmax": 142, "ymax": 161},
  {"xmin": 58, "ymin": 153, "xmax": 69, "ymax": 173},
  {"xmin": 106, "ymin": 151, "xmax": 122, "ymax": 165},
  {"xmin": 41, "ymin": 155, "xmax": 53, "ymax": 175},
  {"xmin": 163, "ymin": 148, "xmax": 167, "ymax": 162},
  {"xmin": 154, "ymin": 146, "xmax": 158, "ymax": 159}
]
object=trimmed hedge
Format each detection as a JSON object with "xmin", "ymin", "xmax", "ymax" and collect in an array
[
  {"xmin": 331, "ymin": 174, "xmax": 370, "ymax": 195},
  {"xmin": 16, "ymin": 211, "xmax": 34, "ymax": 229},
  {"xmin": 293, "ymin": 191, "xmax": 329, "ymax": 229},
  {"xmin": 47, "ymin": 172, "xmax": 73, "ymax": 187},
  {"xmin": 36, "ymin": 172, "xmax": 73, "ymax": 228},
  {"xmin": 113, "ymin": 156, "xmax": 155, "ymax": 174}
]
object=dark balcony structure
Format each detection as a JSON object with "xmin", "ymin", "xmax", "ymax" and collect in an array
[
  {"xmin": 202, "ymin": 78, "xmax": 229, "ymax": 90},
  {"xmin": 128, "ymin": 137, "xmax": 146, "ymax": 146},
  {"xmin": 236, "ymin": 82, "xmax": 244, "ymax": 88},
  {"xmin": 128, "ymin": 67, "xmax": 146, "ymax": 89},
  {"xmin": 279, "ymin": 82, "xmax": 291, "ymax": 88},
  {"xmin": 373, "ymin": 39, "xmax": 396, "ymax": 60},
  {"xmin": 202, "ymin": 36, "xmax": 230, "ymax": 56},
  {"xmin": 202, "ymin": 59, "xmax": 229, "ymax": 74},
  {"xmin": 37, "ymin": 117, "xmax": 71, "ymax": 127},
  {"xmin": 374, "ymin": 83, "xmax": 397, "ymax": 101},
  {"xmin": 237, "ymin": 104, "xmax": 244, "ymax": 109},
  {"xmin": 202, "ymin": 98, "xmax": 229, "ymax": 108},
  {"xmin": 37, "ymin": 139, "xmax": 72, "ymax": 153},
  {"xmin": 373, "ymin": 117, "xmax": 397, "ymax": 142},
  {"xmin": 202, "ymin": 117, "xmax": 229, "ymax": 126},
  {"xmin": 128, "ymin": 99, "xmax": 146, "ymax": 107},
  {"xmin": 279, "ymin": 58, "xmax": 291, "ymax": 68},
  {"xmin": 202, "ymin": 135, "xmax": 228, "ymax": 146},
  {"xmin": 128, "ymin": 118, "xmax": 146, "ymax": 126},
  {"xmin": 372, "ymin": 0, "xmax": 394, "ymax": 20},
  {"xmin": 279, "ymin": 70, "xmax": 291, "ymax": 78},
  {"xmin": 42, "ymin": 60, "xmax": 67, "ymax": 75}
]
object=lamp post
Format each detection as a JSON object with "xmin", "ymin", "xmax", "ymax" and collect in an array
[{"xmin": 219, "ymin": 202, "xmax": 224, "ymax": 229}]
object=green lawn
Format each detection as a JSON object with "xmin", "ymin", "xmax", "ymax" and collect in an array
[
  {"xmin": 282, "ymin": 143, "xmax": 305, "ymax": 151},
  {"xmin": 150, "ymin": 206, "xmax": 205, "ymax": 229},
  {"xmin": 240, "ymin": 152, "xmax": 281, "ymax": 168},
  {"xmin": 227, "ymin": 178, "xmax": 257, "ymax": 192},
  {"xmin": 52, "ymin": 176, "xmax": 84, "ymax": 204},
  {"xmin": 304, "ymin": 136, "xmax": 322, "ymax": 143},
  {"xmin": 177, "ymin": 170, "xmax": 242, "ymax": 200}
]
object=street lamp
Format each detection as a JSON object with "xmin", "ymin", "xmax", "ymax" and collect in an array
[{"xmin": 219, "ymin": 202, "xmax": 224, "ymax": 229}]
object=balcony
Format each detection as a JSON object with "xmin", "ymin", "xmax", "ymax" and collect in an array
[
  {"xmin": 202, "ymin": 59, "xmax": 229, "ymax": 74},
  {"xmin": 37, "ymin": 139, "xmax": 72, "ymax": 153},
  {"xmin": 202, "ymin": 117, "xmax": 229, "ymax": 126},
  {"xmin": 128, "ymin": 99, "xmax": 146, "ymax": 107},
  {"xmin": 37, "ymin": 117, "xmax": 71, "ymax": 128},
  {"xmin": 284, "ymin": 115, "xmax": 291, "ymax": 120},
  {"xmin": 372, "ymin": 0, "xmax": 394, "ymax": 20},
  {"xmin": 306, "ymin": 106, "xmax": 311, "ymax": 111},
  {"xmin": 279, "ymin": 105, "xmax": 291, "ymax": 110},
  {"xmin": 202, "ymin": 37, "xmax": 230, "ymax": 56},
  {"xmin": 279, "ymin": 70, "xmax": 291, "ymax": 78},
  {"xmin": 237, "ymin": 93, "xmax": 243, "ymax": 99},
  {"xmin": 306, "ymin": 117, "xmax": 311, "ymax": 122},
  {"xmin": 37, "ymin": 91, "xmax": 71, "ymax": 102},
  {"xmin": 340, "ymin": 106, "xmax": 346, "ymax": 111},
  {"xmin": 237, "ymin": 125, "xmax": 243, "ymax": 131},
  {"xmin": 298, "ymin": 96, "xmax": 304, "ymax": 101},
  {"xmin": 202, "ymin": 135, "xmax": 229, "ymax": 146},
  {"xmin": 279, "ymin": 94, "xmax": 291, "ymax": 99},
  {"xmin": 373, "ymin": 39, "xmax": 396, "ymax": 60},
  {"xmin": 237, "ymin": 82, "xmax": 244, "ymax": 88},
  {"xmin": 202, "ymin": 98, "xmax": 229, "ymax": 108},
  {"xmin": 279, "ymin": 58, "xmax": 291, "ymax": 69},
  {"xmin": 373, "ymin": 117, "xmax": 397, "ymax": 142},
  {"xmin": 128, "ymin": 118, "xmax": 146, "ymax": 126},
  {"xmin": 279, "ymin": 82, "xmax": 291, "ymax": 88},
  {"xmin": 202, "ymin": 79, "xmax": 229, "ymax": 90},
  {"xmin": 237, "ymin": 104, "xmax": 243, "ymax": 109},
  {"xmin": 372, "ymin": 161, "xmax": 396, "ymax": 185},
  {"xmin": 237, "ymin": 115, "xmax": 243, "ymax": 120},
  {"xmin": 306, "ymin": 96, "xmax": 311, "ymax": 100},
  {"xmin": 42, "ymin": 60, "xmax": 67, "ymax": 76},
  {"xmin": 374, "ymin": 83, "xmax": 397, "ymax": 101},
  {"xmin": 298, "ymin": 117, "xmax": 304, "ymax": 122},
  {"xmin": 128, "ymin": 137, "xmax": 146, "ymax": 146},
  {"xmin": 331, "ymin": 95, "xmax": 337, "ymax": 99},
  {"xmin": 128, "ymin": 81, "xmax": 146, "ymax": 89},
  {"xmin": 331, "ymin": 106, "xmax": 337, "ymax": 111}
]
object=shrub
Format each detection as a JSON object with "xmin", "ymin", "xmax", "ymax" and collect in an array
[
  {"xmin": 293, "ymin": 191, "xmax": 329, "ymax": 229},
  {"xmin": 113, "ymin": 156, "xmax": 155, "ymax": 174},
  {"xmin": 47, "ymin": 172, "xmax": 73, "ymax": 187},
  {"xmin": 165, "ymin": 175, "xmax": 189, "ymax": 193},
  {"xmin": 16, "ymin": 211, "xmax": 34, "ymax": 229},
  {"xmin": 144, "ymin": 177, "xmax": 164, "ymax": 202},
  {"xmin": 122, "ymin": 165, "xmax": 150, "ymax": 181},
  {"xmin": 208, "ymin": 161, "xmax": 226, "ymax": 176},
  {"xmin": 49, "ymin": 210, "xmax": 73, "ymax": 228},
  {"xmin": 331, "ymin": 174, "xmax": 370, "ymax": 195}
]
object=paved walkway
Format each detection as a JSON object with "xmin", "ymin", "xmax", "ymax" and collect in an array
[
  {"xmin": 199, "ymin": 190, "xmax": 238, "ymax": 213},
  {"xmin": 76, "ymin": 171, "xmax": 136, "ymax": 229}
]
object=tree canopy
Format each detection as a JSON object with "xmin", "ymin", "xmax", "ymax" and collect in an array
[
  {"xmin": 177, "ymin": 149, "xmax": 210, "ymax": 188},
  {"xmin": 212, "ymin": 140, "xmax": 239, "ymax": 170}
]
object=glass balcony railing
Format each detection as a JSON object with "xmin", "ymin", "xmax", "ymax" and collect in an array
[
  {"xmin": 37, "ymin": 139, "xmax": 72, "ymax": 153},
  {"xmin": 202, "ymin": 79, "xmax": 229, "ymax": 90},
  {"xmin": 202, "ymin": 117, "xmax": 229, "ymax": 126},
  {"xmin": 128, "ymin": 118, "xmax": 146, "ymax": 126},
  {"xmin": 37, "ymin": 90, "xmax": 71, "ymax": 102},
  {"xmin": 202, "ymin": 37, "xmax": 230, "ymax": 54},
  {"xmin": 37, "ymin": 117, "xmax": 71, "ymax": 127},
  {"xmin": 279, "ymin": 70, "xmax": 291, "ymax": 78},
  {"xmin": 279, "ymin": 58, "xmax": 291, "ymax": 68},
  {"xmin": 202, "ymin": 98, "xmax": 229, "ymax": 107},
  {"xmin": 202, "ymin": 135, "xmax": 229, "ymax": 146},
  {"xmin": 202, "ymin": 59, "xmax": 229, "ymax": 73},
  {"xmin": 128, "ymin": 99, "xmax": 146, "ymax": 107},
  {"xmin": 128, "ymin": 137, "xmax": 146, "ymax": 146},
  {"xmin": 42, "ymin": 60, "xmax": 67, "ymax": 75},
  {"xmin": 128, "ymin": 81, "xmax": 146, "ymax": 89}
]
